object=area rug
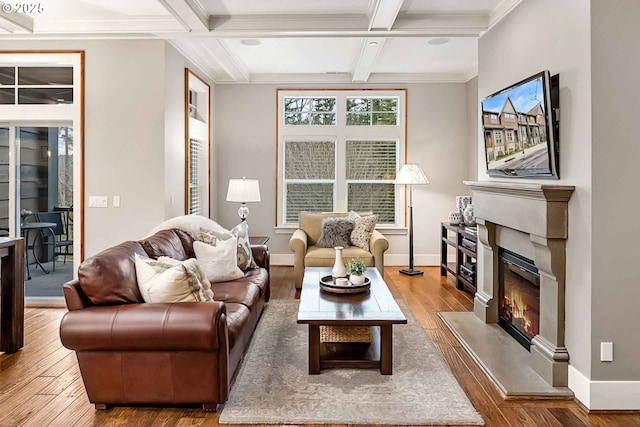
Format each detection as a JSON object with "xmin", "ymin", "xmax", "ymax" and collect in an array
[{"xmin": 219, "ymin": 299, "xmax": 484, "ymax": 425}]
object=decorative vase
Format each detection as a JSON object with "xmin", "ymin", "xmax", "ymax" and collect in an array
[
  {"xmin": 456, "ymin": 196, "xmax": 472, "ymax": 218},
  {"xmin": 448, "ymin": 212, "xmax": 461, "ymax": 225},
  {"xmin": 463, "ymin": 203, "xmax": 476, "ymax": 226},
  {"xmin": 349, "ymin": 274, "xmax": 365, "ymax": 286},
  {"xmin": 332, "ymin": 246, "xmax": 347, "ymax": 279}
]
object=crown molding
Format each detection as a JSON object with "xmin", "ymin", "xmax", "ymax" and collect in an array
[
  {"xmin": 0, "ymin": 2, "xmax": 33, "ymax": 33},
  {"xmin": 487, "ymin": 0, "xmax": 524, "ymax": 29},
  {"xmin": 32, "ymin": 17, "xmax": 184, "ymax": 34}
]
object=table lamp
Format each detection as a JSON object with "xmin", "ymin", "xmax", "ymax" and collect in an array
[{"xmin": 226, "ymin": 177, "xmax": 261, "ymax": 221}]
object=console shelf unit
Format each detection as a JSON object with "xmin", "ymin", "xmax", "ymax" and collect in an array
[{"xmin": 440, "ymin": 222, "xmax": 477, "ymax": 293}]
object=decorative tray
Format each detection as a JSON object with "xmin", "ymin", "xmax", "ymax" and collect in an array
[{"xmin": 319, "ymin": 275, "xmax": 371, "ymax": 294}]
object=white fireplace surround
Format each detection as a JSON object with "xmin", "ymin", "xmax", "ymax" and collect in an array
[{"xmin": 464, "ymin": 181, "xmax": 575, "ymax": 387}]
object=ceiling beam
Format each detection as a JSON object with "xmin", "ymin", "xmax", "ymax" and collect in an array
[
  {"xmin": 352, "ymin": 37, "xmax": 386, "ymax": 82},
  {"xmin": 368, "ymin": 0, "xmax": 405, "ymax": 31},
  {"xmin": 208, "ymin": 13, "xmax": 486, "ymax": 38},
  {"xmin": 0, "ymin": 2, "xmax": 33, "ymax": 33},
  {"xmin": 158, "ymin": 0, "xmax": 208, "ymax": 32}
]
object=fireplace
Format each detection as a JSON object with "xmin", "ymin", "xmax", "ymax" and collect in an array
[{"xmin": 498, "ymin": 249, "xmax": 540, "ymax": 351}]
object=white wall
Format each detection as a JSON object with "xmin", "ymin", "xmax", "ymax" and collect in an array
[
  {"xmin": 1, "ymin": 39, "xmax": 213, "ymax": 258},
  {"xmin": 214, "ymin": 83, "xmax": 469, "ymax": 264},
  {"xmin": 590, "ymin": 0, "xmax": 640, "ymax": 382},
  {"xmin": 465, "ymin": 77, "xmax": 479, "ymax": 182},
  {"xmin": 477, "ymin": 0, "xmax": 593, "ymax": 383}
]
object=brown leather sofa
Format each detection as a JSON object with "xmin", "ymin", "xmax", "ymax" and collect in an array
[{"xmin": 59, "ymin": 228, "xmax": 270, "ymax": 412}]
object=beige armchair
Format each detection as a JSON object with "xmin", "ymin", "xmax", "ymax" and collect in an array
[{"xmin": 289, "ymin": 212, "xmax": 389, "ymax": 290}]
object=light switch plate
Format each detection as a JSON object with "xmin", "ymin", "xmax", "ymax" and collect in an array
[
  {"xmin": 88, "ymin": 196, "xmax": 108, "ymax": 208},
  {"xmin": 113, "ymin": 196, "xmax": 120, "ymax": 207},
  {"xmin": 601, "ymin": 342, "xmax": 613, "ymax": 362}
]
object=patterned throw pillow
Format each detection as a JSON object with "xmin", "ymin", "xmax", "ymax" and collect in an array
[
  {"xmin": 315, "ymin": 217, "xmax": 355, "ymax": 248},
  {"xmin": 134, "ymin": 254, "xmax": 214, "ymax": 303},
  {"xmin": 198, "ymin": 221, "xmax": 257, "ymax": 270},
  {"xmin": 348, "ymin": 211, "xmax": 378, "ymax": 252}
]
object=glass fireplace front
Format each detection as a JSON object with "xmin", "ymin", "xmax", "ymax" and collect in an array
[{"xmin": 498, "ymin": 249, "xmax": 540, "ymax": 351}]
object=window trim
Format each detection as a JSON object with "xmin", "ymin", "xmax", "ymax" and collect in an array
[{"xmin": 276, "ymin": 88, "xmax": 407, "ymax": 228}]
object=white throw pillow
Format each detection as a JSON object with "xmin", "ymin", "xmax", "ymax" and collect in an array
[
  {"xmin": 157, "ymin": 256, "xmax": 214, "ymax": 301},
  {"xmin": 198, "ymin": 221, "xmax": 257, "ymax": 270},
  {"xmin": 134, "ymin": 254, "xmax": 213, "ymax": 303},
  {"xmin": 193, "ymin": 238, "xmax": 244, "ymax": 283},
  {"xmin": 146, "ymin": 214, "xmax": 229, "ymax": 239}
]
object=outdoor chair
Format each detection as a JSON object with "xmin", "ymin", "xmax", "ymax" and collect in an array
[{"xmin": 36, "ymin": 211, "xmax": 73, "ymax": 272}]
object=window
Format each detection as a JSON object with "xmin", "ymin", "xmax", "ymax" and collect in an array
[
  {"xmin": 277, "ymin": 90, "xmax": 405, "ymax": 227},
  {"xmin": 494, "ymin": 131, "xmax": 503, "ymax": 145},
  {"xmin": 284, "ymin": 97, "xmax": 336, "ymax": 126},
  {"xmin": 185, "ymin": 69, "xmax": 210, "ymax": 216},
  {"xmin": 346, "ymin": 97, "xmax": 398, "ymax": 126},
  {"xmin": 491, "ymin": 115, "xmax": 498, "ymax": 123},
  {"xmin": 505, "ymin": 113, "xmax": 515, "ymax": 121},
  {"xmin": 506, "ymin": 130, "xmax": 514, "ymax": 143},
  {"xmin": 283, "ymin": 139, "xmax": 335, "ymax": 223},
  {"xmin": 0, "ymin": 66, "xmax": 73, "ymax": 105},
  {"xmin": 346, "ymin": 140, "xmax": 397, "ymax": 223}
]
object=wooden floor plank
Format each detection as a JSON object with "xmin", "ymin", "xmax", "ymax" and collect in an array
[{"xmin": 1, "ymin": 265, "xmax": 639, "ymax": 427}]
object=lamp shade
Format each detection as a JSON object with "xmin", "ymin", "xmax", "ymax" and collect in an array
[
  {"xmin": 226, "ymin": 178, "xmax": 261, "ymax": 202},
  {"xmin": 395, "ymin": 164, "xmax": 429, "ymax": 185}
]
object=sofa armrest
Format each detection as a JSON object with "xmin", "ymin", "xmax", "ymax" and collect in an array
[
  {"xmin": 60, "ymin": 302, "xmax": 227, "ymax": 352},
  {"xmin": 250, "ymin": 245, "xmax": 269, "ymax": 270},
  {"xmin": 63, "ymin": 280, "xmax": 93, "ymax": 311},
  {"xmin": 370, "ymin": 229, "xmax": 389, "ymax": 274}
]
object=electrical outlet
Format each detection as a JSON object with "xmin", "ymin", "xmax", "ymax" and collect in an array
[
  {"xmin": 88, "ymin": 196, "xmax": 108, "ymax": 208},
  {"xmin": 113, "ymin": 196, "xmax": 120, "ymax": 207},
  {"xmin": 601, "ymin": 342, "xmax": 613, "ymax": 362}
]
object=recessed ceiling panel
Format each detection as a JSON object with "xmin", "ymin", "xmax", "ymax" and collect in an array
[
  {"xmin": 373, "ymin": 37, "xmax": 477, "ymax": 74},
  {"xmin": 202, "ymin": 0, "xmax": 369, "ymax": 15},
  {"xmin": 402, "ymin": 0, "xmax": 502, "ymax": 14},
  {"xmin": 222, "ymin": 38, "xmax": 362, "ymax": 74},
  {"xmin": 43, "ymin": 0, "xmax": 170, "ymax": 18}
]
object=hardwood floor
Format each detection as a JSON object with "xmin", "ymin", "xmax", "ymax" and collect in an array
[{"xmin": 1, "ymin": 266, "xmax": 639, "ymax": 426}]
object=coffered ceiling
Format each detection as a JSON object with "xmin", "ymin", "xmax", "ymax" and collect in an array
[{"xmin": 0, "ymin": 0, "xmax": 523, "ymax": 84}]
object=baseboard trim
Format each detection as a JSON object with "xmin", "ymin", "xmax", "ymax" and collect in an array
[
  {"xmin": 270, "ymin": 254, "xmax": 441, "ymax": 267},
  {"xmin": 569, "ymin": 365, "xmax": 640, "ymax": 410}
]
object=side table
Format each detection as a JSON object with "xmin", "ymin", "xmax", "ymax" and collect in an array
[{"xmin": 249, "ymin": 236, "xmax": 269, "ymax": 245}]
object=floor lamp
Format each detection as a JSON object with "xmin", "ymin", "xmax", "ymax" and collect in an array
[{"xmin": 396, "ymin": 164, "xmax": 429, "ymax": 276}]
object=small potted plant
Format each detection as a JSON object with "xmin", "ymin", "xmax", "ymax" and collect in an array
[{"xmin": 346, "ymin": 258, "xmax": 367, "ymax": 286}]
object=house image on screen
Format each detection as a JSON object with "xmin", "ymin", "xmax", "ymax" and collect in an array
[{"xmin": 483, "ymin": 96, "xmax": 547, "ymax": 161}]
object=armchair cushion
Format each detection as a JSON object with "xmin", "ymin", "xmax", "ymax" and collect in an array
[{"xmin": 315, "ymin": 217, "xmax": 355, "ymax": 248}]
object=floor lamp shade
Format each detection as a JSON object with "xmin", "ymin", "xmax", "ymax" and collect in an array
[
  {"xmin": 395, "ymin": 164, "xmax": 429, "ymax": 276},
  {"xmin": 226, "ymin": 177, "xmax": 261, "ymax": 221}
]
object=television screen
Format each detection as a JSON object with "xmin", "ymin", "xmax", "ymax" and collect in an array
[{"xmin": 481, "ymin": 70, "xmax": 559, "ymax": 178}]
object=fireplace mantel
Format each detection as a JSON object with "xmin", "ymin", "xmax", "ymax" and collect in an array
[
  {"xmin": 461, "ymin": 180, "xmax": 574, "ymax": 388},
  {"xmin": 464, "ymin": 181, "xmax": 575, "ymax": 239}
]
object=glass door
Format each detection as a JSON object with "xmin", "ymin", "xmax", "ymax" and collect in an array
[{"xmin": 0, "ymin": 124, "xmax": 74, "ymax": 298}]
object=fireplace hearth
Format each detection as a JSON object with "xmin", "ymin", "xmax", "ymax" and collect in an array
[{"xmin": 498, "ymin": 249, "xmax": 540, "ymax": 351}]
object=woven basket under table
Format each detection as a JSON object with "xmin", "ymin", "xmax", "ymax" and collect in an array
[{"xmin": 320, "ymin": 326, "xmax": 372, "ymax": 343}]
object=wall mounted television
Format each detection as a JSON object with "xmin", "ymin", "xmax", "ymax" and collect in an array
[{"xmin": 481, "ymin": 70, "xmax": 559, "ymax": 178}]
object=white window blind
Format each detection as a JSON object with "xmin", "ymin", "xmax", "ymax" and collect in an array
[
  {"xmin": 284, "ymin": 140, "xmax": 335, "ymax": 223},
  {"xmin": 346, "ymin": 140, "xmax": 397, "ymax": 224},
  {"xmin": 188, "ymin": 138, "xmax": 204, "ymax": 215}
]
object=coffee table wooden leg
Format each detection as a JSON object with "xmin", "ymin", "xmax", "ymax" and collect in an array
[
  {"xmin": 308, "ymin": 325, "xmax": 320, "ymax": 374},
  {"xmin": 380, "ymin": 325, "xmax": 392, "ymax": 375}
]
